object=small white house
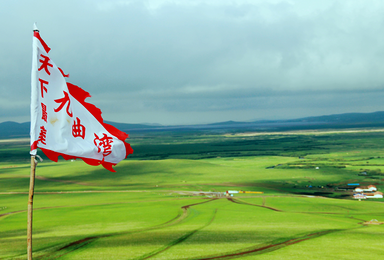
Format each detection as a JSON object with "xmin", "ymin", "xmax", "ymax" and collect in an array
[
  {"xmin": 354, "ymin": 185, "xmax": 377, "ymax": 192},
  {"xmin": 354, "ymin": 187, "xmax": 364, "ymax": 192},
  {"xmin": 353, "ymin": 193, "xmax": 367, "ymax": 199},
  {"xmin": 366, "ymin": 191, "xmax": 383, "ymax": 199}
]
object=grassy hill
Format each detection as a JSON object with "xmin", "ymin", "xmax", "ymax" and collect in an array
[{"xmin": 1, "ymin": 128, "xmax": 384, "ymax": 259}]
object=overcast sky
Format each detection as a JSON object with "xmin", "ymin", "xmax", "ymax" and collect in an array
[{"xmin": 1, "ymin": 0, "xmax": 384, "ymax": 125}]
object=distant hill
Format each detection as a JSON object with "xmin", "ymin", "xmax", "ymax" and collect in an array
[
  {"xmin": 207, "ymin": 111, "xmax": 384, "ymax": 127},
  {"xmin": 0, "ymin": 121, "xmax": 162, "ymax": 139},
  {"xmin": 0, "ymin": 121, "xmax": 31, "ymax": 139},
  {"xmin": 2, "ymin": 111, "xmax": 384, "ymax": 139},
  {"xmin": 103, "ymin": 121, "xmax": 162, "ymax": 131},
  {"xmin": 199, "ymin": 111, "xmax": 384, "ymax": 131},
  {"xmin": 285, "ymin": 111, "xmax": 384, "ymax": 124},
  {"xmin": 208, "ymin": 120, "xmax": 245, "ymax": 125}
]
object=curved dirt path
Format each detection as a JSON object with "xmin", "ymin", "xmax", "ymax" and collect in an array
[
  {"xmin": 193, "ymin": 229, "xmax": 344, "ymax": 260},
  {"xmin": 34, "ymin": 198, "xmax": 218, "ymax": 260},
  {"xmin": 227, "ymin": 197, "xmax": 283, "ymax": 212},
  {"xmin": 4, "ymin": 196, "xmax": 373, "ymax": 259},
  {"xmin": 139, "ymin": 208, "xmax": 218, "ymax": 260}
]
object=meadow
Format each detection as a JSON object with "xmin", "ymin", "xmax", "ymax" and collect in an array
[{"xmin": 1, "ymin": 129, "xmax": 384, "ymax": 259}]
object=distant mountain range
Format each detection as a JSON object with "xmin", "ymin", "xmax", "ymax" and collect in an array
[{"xmin": 2, "ymin": 111, "xmax": 384, "ymax": 139}]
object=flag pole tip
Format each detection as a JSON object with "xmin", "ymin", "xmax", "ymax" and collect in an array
[{"xmin": 33, "ymin": 23, "xmax": 39, "ymax": 32}]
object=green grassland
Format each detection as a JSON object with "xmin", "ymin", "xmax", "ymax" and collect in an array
[{"xmin": 1, "ymin": 130, "xmax": 384, "ymax": 259}]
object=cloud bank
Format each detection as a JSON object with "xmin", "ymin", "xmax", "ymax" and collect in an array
[{"xmin": 1, "ymin": 0, "xmax": 384, "ymax": 124}]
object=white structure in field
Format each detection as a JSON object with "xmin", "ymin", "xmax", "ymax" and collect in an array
[
  {"xmin": 354, "ymin": 185, "xmax": 377, "ymax": 192},
  {"xmin": 353, "ymin": 186, "xmax": 382, "ymax": 199},
  {"xmin": 353, "ymin": 193, "xmax": 367, "ymax": 199},
  {"xmin": 366, "ymin": 191, "xmax": 383, "ymax": 199}
]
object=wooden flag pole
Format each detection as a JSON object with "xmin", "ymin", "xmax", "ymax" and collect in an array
[{"xmin": 27, "ymin": 155, "xmax": 37, "ymax": 260}]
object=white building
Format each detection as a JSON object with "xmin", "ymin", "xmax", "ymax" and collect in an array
[
  {"xmin": 354, "ymin": 185, "xmax": 377, "ymax": 192},
  {"xmin": 366, "ymin": 191, "xmax": 383, "ymax": 199},
  {"xmin": 353, "ymin": 193, "xmax": 367, "ymax": 199}
]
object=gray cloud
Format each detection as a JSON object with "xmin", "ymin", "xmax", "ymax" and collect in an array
[{"xmin": 1, "ymin": 0, "xmax": 384, "ymax": 125}]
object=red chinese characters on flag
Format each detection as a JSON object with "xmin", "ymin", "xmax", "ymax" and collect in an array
[
  {"xmin": 38, "ymin": 126, "xmax": 47, "ymax": 145},
  {"xmin": 30, "ymin": 26, "xmax": 133, "ymax": 171},
  {"xmin": 72, "ymin": 117, "xmax": 86, "ymax": 139},
  {"xmin": 39, "ymin": 79, "xmax": 48, "ymax": 98},
  {"xmin": 41, "ymin": 103, "xmax": 47, "ymax": 122},
  {"xmin": 38, "ymin": 54, "xmax": 53, "ymax": 75},
  {"xmin": 54, "ymin": 91, "xmax": 73, "ymax": 117},
  {"xmin": 94, "ymin": 133, "xmax": 113, "ymax": 157}
]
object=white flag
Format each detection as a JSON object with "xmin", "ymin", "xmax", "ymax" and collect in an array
[{"xmin": 30, "ymin": 25, "xmax": 133, "ymax": 171}]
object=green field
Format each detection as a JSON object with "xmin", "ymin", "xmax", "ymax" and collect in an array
[{"xmin": 1, "ymin": 129, "xmax": 384, "ymax": 259}]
